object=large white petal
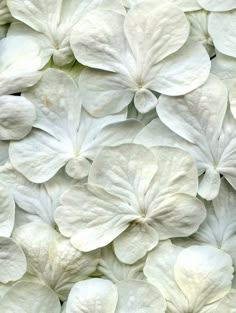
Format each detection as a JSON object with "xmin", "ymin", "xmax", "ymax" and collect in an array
[
  {"xmin": 55, "ymin": 184, "xmax": 135, "ymax": 252},
  {"xmin": 0, "ymin": 281, "xmax": 61, "ymax": 313},
  {"xmin": 147, "ymin": 40, "xmax": 211, "ymax": 96},
  {"xmin": 175, "ymin": 245, "xmax": 233, "ymax": 311},
  {"xmin": 82, "ymin": 119, "xmax": 143, "ymax": 160},
  {"xmin": 0, "ymin": 183, "xmax": 14, "ymax": 237},
  {"xmin": 66, "ymin": 278, "xmax": 118, "ymax": 313},
  {"xmin": 0, "ymin": 36, "xmax": 42, "ymax": 95},
  {"xmin": 113, "ymin": 222, "xmax": 159, "ymax": 264},
  {"xmin": 71, "ymin": 9, "xmax": 134, "ymax": 73},
  {"xmin": 124, "ymin": 0, "xmax": 189, "ymax": 76},
  {"xmin": 88, "ymin": 144, "xmax": 157, "ymax": 208},
  {"xmin": 22, "ymin": 68, "xmax": 81, "ymax": 140},
  {"xmin": 148, "ymin": 146, "xmax": 198, "ymax": 197},
  {"xmin": 116, "ymin": 280, "xmax": 166, "ymax": 313},
  {"xmin": 0, "ymin": 95, "xmax": 35, "ymax": 140},
  {"xmin": 9, "ymin": 129, "xmax": 73, "ymax": 183},
  {"xmin": 209, "ymin": 12, "xmax": 236, "ymax": 58},
  {"xmin": 148, "ymin": 193, "xmax": 206, "ymax": 240},
  {"xmin": 144, "ymin": 241, "xmax": 188, "ymax": 313},
  {"xmin": 0, "ymin": 237, "xmax": 26, "ymax": 283},
  {"xmin": 79, "ymin": 68, "xmax": 135, "ymax": 117},
  {"xmin": 7, "ymin": 22, "xmax": 53, "ymax": 66}
]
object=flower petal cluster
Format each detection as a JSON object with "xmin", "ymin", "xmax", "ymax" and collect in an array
[{"xmin": 0, "ymin": 0, "xmax": 236, "ymax": 311}]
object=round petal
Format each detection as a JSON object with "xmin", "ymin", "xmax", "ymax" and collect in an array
[
  {"xmin": 0, "ymin": 96, "xmax": 36, "ymax": 140},
  {"xmin": 134, "ymin": 88, "xmax": 158, "ymax": 113},
  {"xmin": 174, "ymin": 245, "xmax": 234, "ymax": 311},
  {"xmin": 0, "ymin": 237, "xmax": 26, "ymax": 283},
  {"xmin": 147, "ymin": 40, "xmax": 211, "ymax": 96},
  {"xmin": 209, "ymin": 12, "xmax": 236, "ymax": 58},
  {"xmin": 0, "ymin": 281, "xmax": 61, "ymax": 313},
  {"xmin": 66, "ymin": 278, "xmax": 118, "ymax": 313}
]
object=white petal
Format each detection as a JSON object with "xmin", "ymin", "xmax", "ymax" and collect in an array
[
  {"xmin": 124, "ymin": 0, "xmax": 189, "ymax": 73},
  {"xmin": 149, "ymin": 193, "xmax": 206, "ymax": 240},
  {"xmin": 175, "ymin": 246, "xmax": 233, "ymax": 310},
  {"xmin": 22, "ymin": 68, "xmax": 81, "ymax": 140},
  {"xmin": 0, "ymin": 281, "xmax": 61, "ymax": 313},
  {"xmin": 229, "ymin": 81, "xmax": 236, "ymax": 118},
  {"xmin": 147, "ymin": 40, "xmax": 211, "ymax": 96},
  {"xmin": 157, "ymin": 75, "xmax": 227, "ymax": 154},
  {"xmin": 211, "ymin": 52, "xmax": 236, "ymax": 81},
  {"xmin": 0, "ymin": 36, "xmax": 42, "ymax": 95},
  {"xmin": 113, "ymin": 223, "xmax": 159, "ymax": 264},
  {"xmin": 144, "ymin": 241, "xmax": 187, "ymax": 312},
  {"xmin": 197, "ymin": 0, "xmax": 236, "ymax": 11},
  {"xmin": 116, "ymin": 280, "xmax": 166, "ymax": 313},
  {"xmin": 198, "ymin": 167, "xmax": 221, "ymax": 200},
  {"xmin": 79, "ymin": 68, "xmax": 134, "ymax": 117},
  {"xmin": 88, "ymin": 144, "xmax": 157, "ymax": 207},
  {"xmin": 71, "ymin": 9, "xmax": 134, "ymax": 73},
  {"xmin": 148, "ymin": 146, "xmax": 198, "ymax": 196},
  {"xmin": 7, "ymin": 0, "xmax": 62, "ymax": 33},
  {"xmin": 0, "ymin": 237, "xmax": 26, "ymax": 283},
  {"xmin": 83, "ymin": 119, "xmax": 144, "ymax": 160},
  {"xmin": 0, "ymin": 95, "xmax": 35, "ymax": 140},
  {"xmin": 134, "ymin": 88, "xmax": 158, "ymax": 113},
  {"xmin": 55, "ymin": 184, "xmax": 134, "ymax": 252},
  {"xmin": 9, "ymin": 129, "xmax": 73, "ymax": 183},
  {"xmin": 0, "ymin": 183, "xmax": 14, "ymax": 237},
  {"xmin": 209, "ymin": 12, "xmax": 236, "ymax": 58},
  {"xmin": 65, "ymin": 156, "xmax": 91, "ymax": 180},
  {"xmin": 66, "ymin": 279, "xmax": 118, "ymax": 313}
]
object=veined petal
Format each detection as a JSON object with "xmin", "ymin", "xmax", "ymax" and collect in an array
[
  {"xmin": 55, "ymin": 184, "xmax": 135, "ymax": 252},
  {"xmin": 9, "ymin": 129, "xmax": 73, "ymax": 183}
]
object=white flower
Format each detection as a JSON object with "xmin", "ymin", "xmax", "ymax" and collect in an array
[
  {"xmin": 136, "ymin": 75, "xmax": 236, "ymax": 200},
  {"xmin": 55, "ymin": 143, "xmax": 206, "ymax": 264},
  {"xmin": 9, "ymin": 68, "xmax": 143, "ymax": 183},
  {"xmin": 65, "ymin": 278, "xmax": 166, "ymax": 313},
  {"xmin": 144, "ymin": 241, "xmax": 234, "ymax": 313},
  {"xmin": 71, "ymin": 0, "xmax": 210, "ymax": 116},
  {"xmin": 7, "ymin": 0, "xmax": 125, "ymax": 66}
]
